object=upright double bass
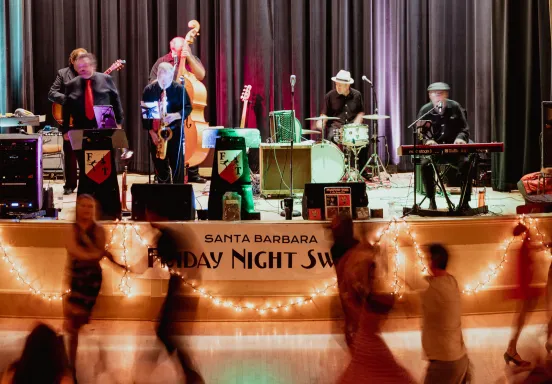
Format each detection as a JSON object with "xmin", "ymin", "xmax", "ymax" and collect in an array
[{"xmin": 177, "ymin": 20, "xmax": 210, "ymax": 167}]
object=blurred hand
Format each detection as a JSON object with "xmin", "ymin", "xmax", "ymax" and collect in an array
[
  {"xmin": 180, "ymin": 44, "xmax": 192, "ymax": 58},
  {"xmin": 63, "ymin": 133, "xmax": 69, "ymax": 141},
  {"xmin": 163, "ymin": 113, "xmax": 181, "ymax": 125},
  {"xmin": 425, "ymin": 140, "xmax": 437, "ymax": 145},
  {"xmin": 117, "ymin": 123, "xmax": 122, "ymax": 129},
  {"xmin": 454, "ymin": 138, "xmax": 467, "ymax": 144}
]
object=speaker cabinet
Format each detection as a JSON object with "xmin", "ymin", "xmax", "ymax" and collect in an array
[
  {"xmin": 259, "ymin": 143, "xmax": 311, "ymax": 196},
  {"xmin": 542, "ymin": 101, "xmax": 552, "ymax": 170},
  {"xmin": 302, "ymin": 182, "xmax": 368, "ymax": 220},
  {"xmin": 0, "ymin": 134, "xmax": 43, "ymax": 213},
  {"xmin": 131, "ymin": 184, "xmax": 195, "ymax": 221}
]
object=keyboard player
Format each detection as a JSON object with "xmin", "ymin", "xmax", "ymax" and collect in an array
[{"xmin": 416, "ymin": 82, "xmax": 473, "ymax": 211}]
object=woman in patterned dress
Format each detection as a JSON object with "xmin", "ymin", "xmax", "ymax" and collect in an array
[{"xmin": 63, "ymin": 194, "xmax": 124, "ymax": 381}]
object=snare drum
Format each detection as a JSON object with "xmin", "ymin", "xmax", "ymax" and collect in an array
[
  {"xmin": 311, "ymin": 141, "xmax": 345, "ymax": 183},
  {"xmin": 342, "ymin": 123, "xmax": 369, "ymax": 146}
]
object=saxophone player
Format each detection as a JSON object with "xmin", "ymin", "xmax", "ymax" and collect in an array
[{"xmin": 142, "ymin": 62, "xmax": 192, "ymax": 184}]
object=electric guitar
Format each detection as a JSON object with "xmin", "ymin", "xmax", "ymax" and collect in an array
[
  {"xmin": 239, "ymin": 85, "xmax": 252, "ymax": 128},
  {"xmin": 51, "ymin": 59, "xmax": 126, "ymax": 125}
]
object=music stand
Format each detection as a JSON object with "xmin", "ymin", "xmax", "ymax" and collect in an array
[{"xmin": 93, "ymin": 105, "xmax": 117, "ymax": 129}]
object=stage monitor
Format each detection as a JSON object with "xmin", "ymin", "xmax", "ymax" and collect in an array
[
  {"xmin": 302, "ymin": 182, "xmax": 369, "ymax": 220},
  {"xmin": 131, "ymin": 184, "xmax": 196, "ymax": 221}
]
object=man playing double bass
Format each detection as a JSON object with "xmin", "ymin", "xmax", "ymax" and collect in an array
[{"xmin": 149, "ymin": 37, "xmax": 206, "ymax": 183}]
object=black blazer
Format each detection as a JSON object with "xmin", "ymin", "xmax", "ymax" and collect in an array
[
  {"xmin": 48, "ymin": 66, "xmax": 78, "ymax": 105},
  {"xmin": 62, "ymin": 73, "xmax": 124, "ymax": 134}
]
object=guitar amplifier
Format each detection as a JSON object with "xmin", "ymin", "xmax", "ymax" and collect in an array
[
  {"xmin": 259, "ymin": 143, "xmax": 312, "ymax": 197},
  {"xmin": 0, "ymin": 134, "xmax": 43, "ymax": 212},
  {"xmin": 41, "ymin": 130, "xmax": 64, "ymax": 174}
]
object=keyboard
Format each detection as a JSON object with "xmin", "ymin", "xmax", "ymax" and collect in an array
[{"xmin": 397, "ymin": 142, "xmax": 504, "ymax": 156}]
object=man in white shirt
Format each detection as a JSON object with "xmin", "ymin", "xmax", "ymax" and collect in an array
[{"xmin": 421, "ymin": 244, "xmax": 471, "ymax": 384}]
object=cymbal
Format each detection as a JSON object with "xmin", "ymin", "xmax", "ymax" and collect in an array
[
  {"xmin": 305, "ymin": 116, "xmax": 340, "ymax": 121},
  {"xmin": 302, "ymin": 129, "xmax": 321, "ymax": 135},
  {"xmin": 363, "ymin": 114, "xmax": 390, "ymax": 120}
]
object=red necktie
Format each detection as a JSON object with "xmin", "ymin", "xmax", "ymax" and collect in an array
[{"xmin": 85, "ymin": 79, "xmax": 95, "ymax": 120}]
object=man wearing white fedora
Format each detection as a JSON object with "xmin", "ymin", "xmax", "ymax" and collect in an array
[{"xmin": 316, "ymin": 69, "xmax": 365, "ymax": 142}]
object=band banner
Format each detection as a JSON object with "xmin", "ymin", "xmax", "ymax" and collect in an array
[{"xmin": 131, "ymin": 223, "xmax": 339, "ymax": 281}]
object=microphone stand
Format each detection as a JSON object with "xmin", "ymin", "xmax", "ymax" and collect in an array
[
  {"xmin": 179, "ymin": 76, "xmax": 187, "ymax": 184},
  {"xmin": 403, "ymin": 105, "xmax": 438, "ymax": 216},
  {"xmin": 281, "ymin": 77, "xmax": 301, "ymax": 219}
]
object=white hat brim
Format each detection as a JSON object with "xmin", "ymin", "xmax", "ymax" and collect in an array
[{"xmin": 331, "ymin": 77, "xmax": 354, "ymax": 84}]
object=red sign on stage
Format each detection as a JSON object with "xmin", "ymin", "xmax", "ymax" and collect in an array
[
  {"xmin": 218, "ymin": 150, "xmax": 243, "ymax": 184},
  {"xmin": 85, "ymin": 150, "xmax": 112, "ymax": 184}
]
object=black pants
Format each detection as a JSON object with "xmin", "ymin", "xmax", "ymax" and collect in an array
[
  {"xmin": 63, "ymin": 138, "xmax": 78, "ymax": 190},
  {"xmin": 157, "ymin": 275, "xmax": 202, "ymax": 381},
  {"xmin": 149, "ymin": 134, "xmax": 185, "ymax": 184},
  {"xmin": 421, "ymin": 155, "xmax": 474, "ymax": 202}
]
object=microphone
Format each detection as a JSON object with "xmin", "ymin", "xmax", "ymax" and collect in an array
[
  {"xmin": 437, "ymin": 101, "xmax": 443, "ymax": 114},
  {"xmin": 290, "ymin": 75, "xmax": 296, "ymax": 92},
  {"xmin": 362, "ymin": 75, "xmax": 373, "ymax": 86},
  {"xmin": 172, "ymin": 53, "xmax": 179, "ymax": 68}
]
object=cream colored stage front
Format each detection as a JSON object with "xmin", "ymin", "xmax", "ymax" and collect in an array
[{"xmin": 0, "ymin": 214, "xmax": 550, "ymax": 321}]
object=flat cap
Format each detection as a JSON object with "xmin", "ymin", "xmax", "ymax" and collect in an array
[{"xmin": 427, "ymin": 82, "xmax": 450, "ymax": 91}]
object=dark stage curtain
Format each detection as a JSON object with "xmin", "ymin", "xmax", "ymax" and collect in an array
[
  {"xmin": 3, "ymin": 0, "xmax": 547, "ymax": 188},
  {"xmin": 491, "ymin": 0, "xmax": 551, "ymax": 191}
]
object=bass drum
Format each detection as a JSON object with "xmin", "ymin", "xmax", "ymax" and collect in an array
[{"xmin": 311, "ymin": 141, "xmax": 344, "ymax": 183}]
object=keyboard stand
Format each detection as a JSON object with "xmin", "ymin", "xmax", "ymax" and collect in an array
[{"xmin": 403, "ymin": 153, "xmax": 489, "ymax": 217}]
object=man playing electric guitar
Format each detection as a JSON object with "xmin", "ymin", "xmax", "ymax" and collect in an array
[{"xmin": 48, "ymin": 48, "xmax": 88, "ymax": 195}]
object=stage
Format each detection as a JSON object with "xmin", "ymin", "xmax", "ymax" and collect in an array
[
  {"xmin": 49, "ymin": 172, "xmax": 525, "ymax": 222},
  {"xmin": 0, "ymin": 173, "xmax": 548, "ymax": 322}
]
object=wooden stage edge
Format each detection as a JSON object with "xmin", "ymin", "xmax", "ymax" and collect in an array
[{"xmin": 0, "ymin": 213, "xmax": 550, "ymax": 321}]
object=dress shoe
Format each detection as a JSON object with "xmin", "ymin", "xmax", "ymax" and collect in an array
[
  {"xmin": 63, "ymin": 188, "xmax": 74, "ymax": 195},
  {"xmin": 188, "ymin": 175, "xmax": 207, "ymax": 183},
  {"xmin": 429, "ymin": 198, "xmax": 437, "ymax": 210}
]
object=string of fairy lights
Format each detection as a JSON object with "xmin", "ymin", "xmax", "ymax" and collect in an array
[{"xmin": 0, "ymin": 215, "xmax": 549, "ymax": 312}]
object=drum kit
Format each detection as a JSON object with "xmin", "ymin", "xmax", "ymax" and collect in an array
[{"xmin": 304, "ymin": 114, "xmax": 390, "ymax": 183}]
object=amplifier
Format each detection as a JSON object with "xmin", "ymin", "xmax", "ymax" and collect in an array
[
  {"xmin": 0, "ymin": 134, "xmax": 43, "ymax": 212},
  {"xmin": 41, "ymin": 131, "xmax": 64, "ymax": 174},
  {"xmin": 259, "ymin": 143, "xmax": 311, "ymax": 196}
]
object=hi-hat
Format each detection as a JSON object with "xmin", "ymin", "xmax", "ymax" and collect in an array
[
  {"xmin": 302, "ymin": 129, "xmax": 321, "ymax": 135},
  {"xmin": 305, "ymin": 116, "xmax": 340, "ymax": 121},
  {"xmin": 363, "ymin": 114, "xmax": 390, "ymax": 120}
]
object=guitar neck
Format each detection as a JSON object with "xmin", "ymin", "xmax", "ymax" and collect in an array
[{"xmin": 240, "ymin": 100, "xmax": 248, "ymax": 128}]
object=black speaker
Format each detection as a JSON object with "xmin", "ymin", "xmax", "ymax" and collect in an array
[
  {"xmin": 302, "ymin": 182, "xmax": 368, "ymax": 220},
  {"xmin": 131, "ymin": 184, "xmax": 196, "ymax": 221},
  {"xmin": 0, "ymin": 134, "xmax": 43, "ymax": 213}
]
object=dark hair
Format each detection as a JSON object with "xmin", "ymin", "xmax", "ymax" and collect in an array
[
  {"xmin": 11, "ymin": 323, "xmax": 70, "ymax": 384},
  {"xmin": 75, "ymin": 52, "xmax": 97, "ymax": 68},
  {"xmin": 428, "ymin": 243, "xmax": 449, "ymax": 270}
]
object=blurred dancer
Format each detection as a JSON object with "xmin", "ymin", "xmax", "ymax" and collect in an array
[
  {"xmin": 134, "ymin": 208, "xmax": 204, "ymax": 384},
  {"xmin": 336, "ymin": 237, "xmax": 416, "ymax": 383},
  {"xmin": 330, "ymin": 213, "xmax": 360, "ymax": 348},
  {"xmin": 63, "ymin": 195, "xmax": 125, "ymax": 381},
  {"xmin": 504, "ymin": 223, "xmax": 541, "ymax": 367},
  {"xmin": 1, "ymin": 323, "xmax": 73, "ymax": 384},
  {"xmin": 421, "ymin": 244, "xmax": 471, "ymax": 384}
]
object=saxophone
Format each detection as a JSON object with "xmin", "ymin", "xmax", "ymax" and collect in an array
[{"xmin": 156, "ymin": 91, "xmax": 173, "ymax": 160}]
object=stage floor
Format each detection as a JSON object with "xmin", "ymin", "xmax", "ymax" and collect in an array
[
  {"xmin": 47, "ymin": 172, "xmax": 525, "ymax": 221},
  {"xmin": 0, "ymin": 312, "xmax": 547, "ymax": 383}
]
